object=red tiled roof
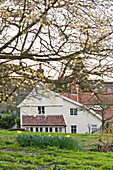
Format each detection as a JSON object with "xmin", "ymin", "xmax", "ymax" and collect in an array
[
  {"xmin": 60, "ymin": 93, "xmax": 77, "ymax": 101},
  {"xmin": 22, "ymin": 115, "xmax": 66, "ymax": 126},
  {"xmin": 60, "ymin": 93, "xmax": 113, "ymax": 105},
  {"xmin": 95, "ymin": 109, "xmax": 113, "ymax": 123},
  {"xmin": 60, "ymin": 92, "xmax": 113, "ymax": 122}
]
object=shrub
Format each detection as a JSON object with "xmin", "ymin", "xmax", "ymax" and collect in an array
[
  {"xmin": 15, "ymin": 117, "xmax": 20, "ymax": 128},
  {"xmin": 16, "ymin": 134, "xmax": 82, "ymax": 151},
  {"xmin": 89, "ymin": 134, "xmax": 113, "ymax": 152},
  {"xmin": 9, "ymin": 128, "xmax": 25, "ymax": 131},
  {"xmin": 97, "ymin": 134, "xmax": 113, "ymax": 152},
  {"xmin": 0, "ymin": 114, "xmax": 16, "ymax": 129}
]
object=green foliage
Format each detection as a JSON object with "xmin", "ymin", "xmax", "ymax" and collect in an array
[
  {"xmin": 16, "ymin": 134, "xmax": 82, "ymax": 151},
  {"xmin": 1, "ymin": 150, "xmax": 113, "ymax": 170},
  {"xmin": 15, "ymin": 117, "xmax": 20, "ymax": 128},
  {"xmin": 0, "ymin": 114, "xmax": 16, "ymax": 129},
  {"xmin": 88, "ymin": 144, "xmax": 99, "ymax": 152},
  {"xmin": 88, "ymin": 133, "xmax": 113, "ymax": 152},
  {"xmin": 1, "ymin": 131, "xmax": 113, "ymax": 169},
  {"xmin": 97, "ymin": 134, "xmax": 113, "ymax": 152}
]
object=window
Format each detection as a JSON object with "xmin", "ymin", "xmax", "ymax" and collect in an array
[
  {"xmin": 59, "ymin": 127, "xmax": 62, "ymax": 133},
  {"xmin": 40, "ymin": 127, "xmax": 43, "ymax": 132},
  {"xmin": 38, "ymin": 106, "xmax": 45, "ymax": 114},
  {"xmin": 108, "ymin": 88, "xmax": 112, "ymax": 93},
  {"xmin": 55, "ymin": 127, "xmax": 58, "ymax": 132},
  {"xmin": 26, "ymin": 127, "xmax": 29, "ymax": 131},
  {"xmin": 92, "ymin": 125, "xmax": 97, "ymax": 132},
  {"xmin": 30, "ymin": 127, "xmax": 33, "ymax": 132},
  {"xmin": 71, "ymin": 125, "xmax": 77, "ymax": 133},
  {"xmin": 50, "ymin": 127, "xmax": 52, "ymax": 132},
  {"xmin": 45, "ymin": 127, "xmax": 48, "ymax": 132},
  {"xmin": 36, "ymin": 127, "xmax": 38, "ymax": 132},
  {"xmin": 70, "ymin": 108, "xmax": 77, "ymax": 115}
]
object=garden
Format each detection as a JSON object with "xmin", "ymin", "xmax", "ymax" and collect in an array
[{"xmin": 1, "ymin": 130, "xmax": 113, "ymax": 169}]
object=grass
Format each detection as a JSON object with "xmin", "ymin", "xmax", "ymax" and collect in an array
[{"xmin": 1, "ymin": 130, "xmax": 113, "ymax": 169}]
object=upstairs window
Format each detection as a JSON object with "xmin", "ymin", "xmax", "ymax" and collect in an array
[
  {"xmin": 38, "ymin": 106, "xmax": 45, "ymax": 114},
  {"xmin": 70, "ymin": 108, "xmax": 77, "ymax": 115}
]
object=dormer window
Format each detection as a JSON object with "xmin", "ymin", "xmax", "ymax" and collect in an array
[{"xmin": 38, "ymin": 106, "xmax": 45, "ymax": 114}]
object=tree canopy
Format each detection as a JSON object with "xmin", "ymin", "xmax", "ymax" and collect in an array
[{"xmin": 0, "ymin": 0, "xmax": 113, "ymax": 105}]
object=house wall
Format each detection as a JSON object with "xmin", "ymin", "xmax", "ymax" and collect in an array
[
  {"xmin": 62, "ymin": 99, "xmax": 101, "ymax": 133},
  {"xmin": 19, "ymin": 87, "xmax": 102, "ymax": 134},
  {"xmin": 20, "ymin": 105, "xmax": 63, "ymax": 115},
  {"xmin": 22, "ymin": 88, "xmax": 63, "ymax": 106},
  {"xmin": 20, "ymin": 94, "xmax": 63, "ymax": 116}
]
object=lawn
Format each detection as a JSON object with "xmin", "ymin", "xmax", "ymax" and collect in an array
[{"xmin": 0, "ymin": 130, "xmax": 113, "ymax": 169}]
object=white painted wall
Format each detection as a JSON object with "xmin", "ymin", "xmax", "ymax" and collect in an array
[
  {"xmin": 21, "ymin": 87, "xmax": 63, "ymax": 106},
  {"xmin": 62, "ymin": 99, "xmax": 101, "ymax": 133},
  {"xmin": 19, "ymin": 86, "xmax": 102, "ymax": 133}
]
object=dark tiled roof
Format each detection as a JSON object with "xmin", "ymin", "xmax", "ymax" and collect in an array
[{"xmin": 22, "ymin": 115, "xmax": 66, "ymax": 126}]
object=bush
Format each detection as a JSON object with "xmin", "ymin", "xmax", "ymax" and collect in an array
[
  {"xmin": 89, "ymin": 134, "xmax": 113, "ymax": 152},
  {"xmin": 97, "ymin": 134, "xmax": 113, "ymax": 152},
  {"xmin": 0, "ymin": 114, "xmax": 16, "ymax": 129},
  {"xmin": 15, "ymin": 117, "xmax": 20, "ymax": 128},
  {"xmin": 9, "ymin": 128, "xmax": 25, "ymax": 131},
  {"xmin": 16, "ymin": 134, "xmax": 82, "ymax": 151}
]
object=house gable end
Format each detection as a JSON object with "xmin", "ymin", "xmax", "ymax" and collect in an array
[{"xmin": 18, "ymin": 82, "xmax": 63, "ymax": 107}]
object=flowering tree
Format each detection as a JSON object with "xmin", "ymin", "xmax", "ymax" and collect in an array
[{"xmin": 0, "ymin": 0, "xmax": 113, "ymax": 106}]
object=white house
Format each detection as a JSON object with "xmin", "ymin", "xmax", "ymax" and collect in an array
[{"xmin": 18, "ymin": 82, "xmax": 102, "ymax": 133}]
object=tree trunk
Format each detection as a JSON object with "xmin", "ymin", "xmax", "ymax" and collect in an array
[{"xmin": 101, "ymin": 109, "xmax": 105, "ymax": 132}]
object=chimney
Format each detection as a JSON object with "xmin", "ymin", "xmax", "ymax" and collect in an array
[
  {"xmin": 38, "ymin": 63, "xmax": 44, "ymax": 74},
  {"xmin": 70, "ymin": 83, "xmax": 76, "ymax": 93},
  {"xmin": 37, "ymin": 63, "xmax": 44, "ymax": 79},
  {"xmin": 76, "ymin": 84, "xmax": 81, "ymax": 103}
]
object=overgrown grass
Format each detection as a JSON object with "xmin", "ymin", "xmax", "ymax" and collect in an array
[
  {"xmin": 1, "ymin": 130, "xmax": 113, "ymax": 169},
  {"xmin": 16, "ymin": 134, "xmax": 82, "ymax": 151},
  {"xmin": 1, "ymin": 149, "xmax": 113, "ymax": 169}
]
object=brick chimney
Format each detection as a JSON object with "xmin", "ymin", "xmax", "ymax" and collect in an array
[
  {"xmin": 76, "ymin": 84, "xmax": 81, "ymax": 103},
  {"xmin": 37, "ymin": 63, "xmax": 44, "ymax": 79},
  {"xmin": 37, "ymin": 63, "xmax": 44, "ymax": 74},
  {"xmin": 70, "ymin": 84, "xmax": 76, "ymax": 93},
  {"xmin": 70, "ymin": 83, "xmax": 81, "ymax": 103}
]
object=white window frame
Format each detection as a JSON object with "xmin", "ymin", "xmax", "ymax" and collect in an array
[
  {"xmin": 91, "ymin": 125, "xmax": 97, "ymax": 132},
  {"xmin": 59, "ymin": 127, "xmax": 62, "ymax": 133},
  {"xmin": 49, "ymin": 127, "xmax": 52, "ymax": 132},
  {"xmin": 55, "ymin": 127, "xmax": 58, "ymax": 132},
  {"xmin": 70, "ymin": 108, "xmax": 78, "ymax": 115},
  {"xmin": 45, "ymin": 127, "xmax": 48, "ymax": 132},
  {"xmin": 30, "ymin": 127, "xmax": 33, "ymax": 132},
  {"xmin": 71, "ymin": 125, "xmax": 77, "ymax": 133},
  {"xmin": 36, "ymin": 127, "xmax": 38, "ymax": 132},
  {"xmin": 40, "ymin": 127, "xmax": 43, "ymax": 132},
  {"xmin": 38, "ymin": 106, "xmax": 45, "ymax": 114}
]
